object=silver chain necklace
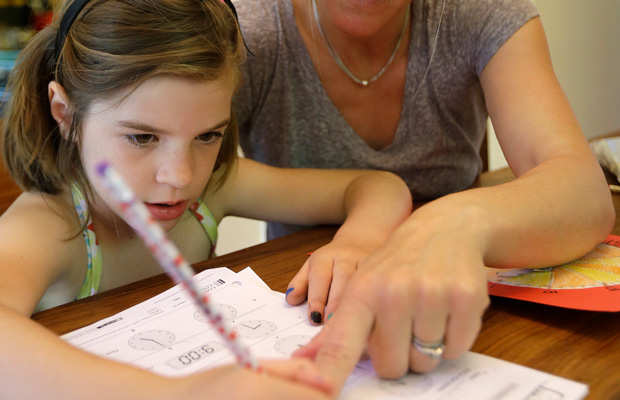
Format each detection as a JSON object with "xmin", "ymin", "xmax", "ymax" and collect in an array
[{"xmin": 312, "ymin": 0, "xmax": 410, "ymax": 87}]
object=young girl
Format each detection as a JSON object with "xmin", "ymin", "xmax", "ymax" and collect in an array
[{"xmin": 0, "ymin": 0, "xmax": 412, "ymax": 398}]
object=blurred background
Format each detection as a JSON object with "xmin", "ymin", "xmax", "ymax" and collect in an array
[
  {"xmin": 1, "ymin": 0, "xmax": 55, "ymax": 113},
  {"xmin": 488, "ymin": 0, "xmax": 620, "ymax": 171}
]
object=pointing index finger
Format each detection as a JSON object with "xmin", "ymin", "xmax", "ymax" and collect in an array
[{"xmin": 314, "ymin": 296, "xmax": 375, "ymax": 394}]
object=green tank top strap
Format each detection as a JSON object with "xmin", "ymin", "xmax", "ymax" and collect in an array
[
  {"xmin": 71, "ymin": 183, "xmax": 103, "ymax": 299},
  {"xmin": 189, "ymin": 200, "xmax": 218, "ymax": 255},
  {"xmin": 71, "ymin": 183, "xmax": 219, "ymax": 299}
]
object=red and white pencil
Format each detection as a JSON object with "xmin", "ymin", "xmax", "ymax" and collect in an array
[{"xmin": 96, "ymin": 161, "xmax": 259, "ymax": 370}]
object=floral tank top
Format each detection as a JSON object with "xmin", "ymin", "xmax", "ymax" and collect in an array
[{"xmin": 71, "ymin": 183, "xmax": 218, "ymax": 299}]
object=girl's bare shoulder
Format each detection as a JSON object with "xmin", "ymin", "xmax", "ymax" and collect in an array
[
  {"xmin": 0, "ymin": 190, "xmax": 86, "ymax": 314},
  {"xmin": 1, "ymin": 189, "xmax": 79, "ymax": 229}
]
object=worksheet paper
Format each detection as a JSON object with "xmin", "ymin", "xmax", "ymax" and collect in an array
[{"xmin": 61, "ymin": 267, "xmax": 588, "ymax": 400}]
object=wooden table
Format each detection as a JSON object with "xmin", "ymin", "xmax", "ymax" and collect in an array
[{"xmin": 20, "ymin": 168, "xmax": 620, "ymax": 399}]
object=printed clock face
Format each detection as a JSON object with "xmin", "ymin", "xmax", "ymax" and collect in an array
[
  {"xmin": 194, "ymin": 304, "xmax": 237, "ymax": 323},
  {"xmin": 274, "ymin": 334, "xmax": 313, "ymax": 356},
  {"xmin": 232, "ymin": 320, "xmax": 277, "ymax": 339},
  {"xmin": 128, "ymin": 329, "xmax": 175, "ymax": 351}
]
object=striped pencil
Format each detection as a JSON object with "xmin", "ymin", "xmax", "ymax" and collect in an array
[{"xmin": 96, "ymin": 161, "xmax": 259, "ymax": 370}]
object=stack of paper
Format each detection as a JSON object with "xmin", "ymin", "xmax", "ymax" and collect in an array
[{"xmin": 62, "ymin": 267, "xmax": 588, "ymax": 399}]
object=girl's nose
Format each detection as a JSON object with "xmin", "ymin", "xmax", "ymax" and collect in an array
[{"xmin": 155, "ymin": 150, "xmax": 193, "ymax": 189}]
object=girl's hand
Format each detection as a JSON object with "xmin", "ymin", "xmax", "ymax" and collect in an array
[
  {"xmin": 174, "ymin": 358, "xmax": 333, "ymax": 400},
  {"xmin": 285, "ymin": 236, "xmax": 373, "ymax": 325}
]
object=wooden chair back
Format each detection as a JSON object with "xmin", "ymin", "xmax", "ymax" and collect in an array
[{"xmin": 0, "ymin": 118, "xmax": 23, "ymax": 215}]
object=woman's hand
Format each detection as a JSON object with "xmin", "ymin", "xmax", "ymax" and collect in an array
[
  {"xmin": 293, "ymin": 199, "xmax": 491, "ymax": 393},
  {"xmin": 285, "ymin": 235, "xmax": 374, "ymax": 325}
]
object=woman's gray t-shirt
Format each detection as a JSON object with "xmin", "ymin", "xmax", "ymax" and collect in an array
[{"xmin": 233, "ymin": 0, "xmax": 539, "ymax": 238}]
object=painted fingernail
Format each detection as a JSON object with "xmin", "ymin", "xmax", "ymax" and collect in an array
[
  {"xmin": 327, "ymin": 313, "xmax": 333, "ymax": 321},
  {"xmin": 310, "ymin": 311, "xmax": 323, "ymax": 324},
  {"xmin": 285, "ymin": 287, "xmax": 294, "ymax": 299}
]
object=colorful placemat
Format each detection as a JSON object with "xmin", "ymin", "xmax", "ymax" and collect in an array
[{"xmin": 487, "ymin": 235, "xmax": 620, "ymax": 311}]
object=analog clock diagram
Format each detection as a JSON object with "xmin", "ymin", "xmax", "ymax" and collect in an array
[
  {"xmin": 232, "ymin": 320, "xmax": 277, "ymax": 339},
  {"xmin": 128, "ymin": 329, "xmax": 176, "ymax": 351},
  {"xmin": 194, "ymin": 303, "xmax": 237, "ymax": 323},
  {"xmin": 274, "ymin": 334, "xmax": 313, "ymax": 356}
]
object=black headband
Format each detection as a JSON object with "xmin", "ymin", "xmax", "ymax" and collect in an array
[
  {"xmin": 221, "ymin": 0, "xmax": 239, "ymax": 20},
  {"xmin": 53, "ymin": 0, "xmax": 247, "ymax": 68},
  {"xmin": 53, "ymin": 0, "xmax": 90, "ymax": 64}
]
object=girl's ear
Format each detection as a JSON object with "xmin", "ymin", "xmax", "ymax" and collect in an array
[{"xmin": 48, "ymin": 81, "xmax": 71, "ymax": 139}]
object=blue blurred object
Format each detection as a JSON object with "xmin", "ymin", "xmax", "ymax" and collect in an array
[
  {"xmin": 0, "ymin": 87, "xmax": 9, "ymax": 117},
  {"xmin": 0, "ymin": 50, "xmax": 20, "ymax": 116}
]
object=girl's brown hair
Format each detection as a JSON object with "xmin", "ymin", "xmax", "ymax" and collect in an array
[{"xmin": 2, "ymin": 0, "xmax": 243, "ymax": 205}]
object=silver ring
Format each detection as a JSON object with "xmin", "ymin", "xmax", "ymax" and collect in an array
[{"xmin": 412, "ymin": 336, "xmax": 445, "ymax": 360}]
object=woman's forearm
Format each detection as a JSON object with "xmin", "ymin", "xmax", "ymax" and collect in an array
[{"xmin": 414, "ymin": 153, "xmax": 614, "ymax": 269}]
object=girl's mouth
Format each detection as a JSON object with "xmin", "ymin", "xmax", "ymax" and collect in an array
[{"xmin": 144, "ymin": 200, "xmax": 188, "ymax": 221}]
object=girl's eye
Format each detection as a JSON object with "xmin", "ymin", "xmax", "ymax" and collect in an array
[
  {"xmin": 196, "ymin": 132, "xmax": 223, "ymax": 144},
  {"xmin": 126, "ymin": 134, "xmax": 156, "ymax": 147}
]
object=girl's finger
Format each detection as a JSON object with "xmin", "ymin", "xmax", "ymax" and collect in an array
[
  {"xmin": 306, "ymin": 253, "xmax": 335, "ymax": 325},
  {"xmin": 286, "ymin": 258, "xmax": 311, "ymax": 305}
]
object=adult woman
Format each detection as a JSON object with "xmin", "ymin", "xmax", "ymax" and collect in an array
[{"xmin": 233, "ymin": 0, "xmax": 614, "ymax": 393}]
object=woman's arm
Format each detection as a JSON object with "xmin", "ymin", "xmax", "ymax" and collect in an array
[
  {"xmin": 297, "ymin": 17, "xmax": 614, "ymax": 395},
  {"xmin": 478, "ymin": 16, "xmax": 614, "ymax": 266}
]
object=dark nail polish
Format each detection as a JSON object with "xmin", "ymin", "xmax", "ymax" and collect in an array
[
  {"xmin": 285, "ymin": 287, "xmax": 294, "ymax": 298},
  {"xmin": 311, "ymin": 311, "xmax": 322, "ymax": 324}
]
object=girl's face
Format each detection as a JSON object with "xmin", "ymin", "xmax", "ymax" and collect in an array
[{"xmin": 80, "ymin": 75, "xmax": 234, "ymax": 232}]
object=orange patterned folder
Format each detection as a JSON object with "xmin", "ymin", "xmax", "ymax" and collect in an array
[{"xmin": 487, "ymin": 235, "xmax": 620, "ymax": 311}]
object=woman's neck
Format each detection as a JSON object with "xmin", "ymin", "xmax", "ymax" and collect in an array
[{"xmin": 301, "ymin": 0, "xmax": 412, "ymax": 76}]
